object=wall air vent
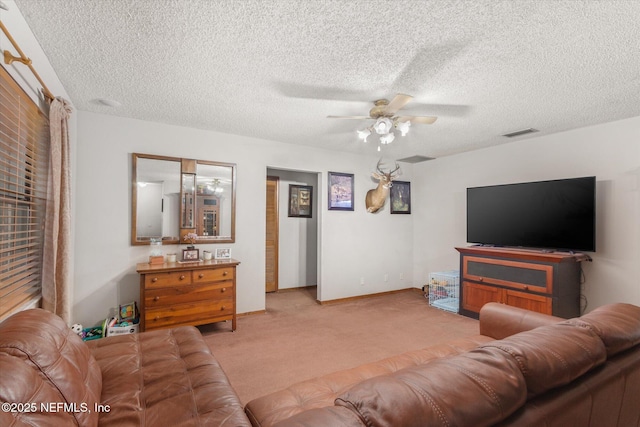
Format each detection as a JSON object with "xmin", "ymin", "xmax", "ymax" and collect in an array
[
  {"xmin": 502, "ymin": 128, "xmax": 539, "ymax": 138},
  {"xmin": 397, "ymin": 155, "xmax": 436, "ymax": 164}
]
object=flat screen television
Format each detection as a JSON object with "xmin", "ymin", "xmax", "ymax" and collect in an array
[{"xmin": 466, "ymin": 176, "xmax": 596, "ymax": 252}]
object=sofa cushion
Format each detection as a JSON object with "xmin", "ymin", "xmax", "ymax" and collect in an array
[
  {"xmin": 0, "ymin": 353, "xmax": 79, "ymax": 426},
  {"xmin": 0, "ymin": 308, "xmax": 102, "ymax": 427},
  {"xmin": 272, "ymin": 406, "xmax": 365, "ymax": 427},
  {"xmin": 567, "ymin": 303, "xmax": 640, "ymax": 357},
  {"xmin": 479, "ymin": 302, "xmax": 564, "ymax": 339},
  {"xmin": 335, "ymin": 346, "xmax": 527, "ymax": 427},
  {"xmin": 86, "ymin": 325, "xmax": 250, "ymax": 427},
  {"xmin": 481, "ymin": 321, "xmax": 607, "ymax": 398}
]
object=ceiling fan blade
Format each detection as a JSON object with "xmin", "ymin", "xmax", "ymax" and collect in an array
[
  {"xmin": 383, "ymin": 94, "xmax": 413, "ymax": 115},
  {"xmin": 397, "ymin": 115, "xmax": 438, "ymax": 124},
  {"xmin": 327, "ymin": 115, "xmax": 372, "ymax": 120}
]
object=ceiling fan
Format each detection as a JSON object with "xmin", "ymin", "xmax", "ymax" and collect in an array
[{"xmin": 327, "ymin": 94, "xmax": 437, "ymax": 147}]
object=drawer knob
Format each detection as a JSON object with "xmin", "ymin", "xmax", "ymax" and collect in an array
[
  {"xmin": 153, "ymin": 296, "xmax": 160, "ymax": 301},
  {"xmin": 524, "ymin": 285, "xmax": 529, "ymax": 290},
  {"xmin": 478, "ymin": 277, "xmax": 484, "ymax": 282},
  {"xmin": 199, "ymin": 273, "xmax": 204, "ymax": 278},
  {"xmin": 223, "ymin": 271, "xmax": 228, "ymax": 276},
  {"xmin": 221, "ymin": 287, "xmax": 226, "ymax": 293},
  {"xmin": 221, "ymin": 306, "xmax": 225, "ymax": 311},
  {"xmin": 154, "ymin": 316, "xmax": 159, "ymax": 321},
  {"xmin": 179, "ymin": 275, "xmax": 185, "ymax": 280},
  {"xmin": 152, "ymin": 277, "xmax": 158, "ymax": 282}
]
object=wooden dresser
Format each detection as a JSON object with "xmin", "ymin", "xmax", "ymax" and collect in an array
[
  {"xmin": 456, "ymin": 247, "xmax": 587, "ymax": 319},
  {"xmin": 136, "ymin": 259, "xmax": 240, "ymax": 332}
]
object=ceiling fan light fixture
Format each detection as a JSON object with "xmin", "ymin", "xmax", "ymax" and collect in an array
[
  {"xmin": 357, "ymin": 128, "xmax": 371, "ymax": 142},
  {"xmin": 373, "ymin": 117, "xmax": 393, "ymax": 135},
  {"xmin": 331, "ymin": 94, "xmax": 436, "ymax": 149},
  {"xmin": 380, "ymin": 132, "xmax": 395, "ymax": 145},
  {"xmin": 396, "ymin": 120, "xmax": 411, "ymax": 136}
]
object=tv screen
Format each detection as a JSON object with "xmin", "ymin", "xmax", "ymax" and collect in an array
[{"xmin": 467, "ymin": 176, "xmax": 596, "ymax": 252}]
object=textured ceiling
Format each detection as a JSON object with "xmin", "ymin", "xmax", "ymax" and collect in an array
[{"xmin": 11, "ymin": 0, "xmax": 640, "ymax": 159}]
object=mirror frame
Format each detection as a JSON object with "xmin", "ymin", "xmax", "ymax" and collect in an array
[{"xmin": 131, "ymin": 153, "xmax": 236, "ymax": 246}]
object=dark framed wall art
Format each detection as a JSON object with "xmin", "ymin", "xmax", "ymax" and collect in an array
[
  {"xmin": 390, "ymin": 181, "xmax": 411, "ymax": 214},
  {"xmin": 328, "ymin": 172, "xmax": 354, "ymax": 211},
  {"xmin": 288, "ymin": 184, "xmax": 313, "ymax": 218}
]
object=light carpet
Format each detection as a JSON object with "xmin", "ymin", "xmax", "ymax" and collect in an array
[{"xmin": 199, "ymin": 288, "xmax": 479, "ymax": 404}]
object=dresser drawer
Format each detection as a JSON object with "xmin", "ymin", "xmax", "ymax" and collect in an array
[
  {"xmin": 193, "ymin": 267, "xmax": 234, "ymax": 283},
  {"xmin": 145, "ymin": 299, "xmax": 234, "ymax": 329},
  {"xmin": 144, "ymin": 271, "xmax": 192, "ymax": 289},
  {"xmin": 145, "ymin": 283, "xmax": 233, "ymax": 307}
]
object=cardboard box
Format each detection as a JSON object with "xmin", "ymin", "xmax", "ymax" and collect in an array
[{"xmin": 107, "ymin": 323, "xmax": 139, "ymax": 336}]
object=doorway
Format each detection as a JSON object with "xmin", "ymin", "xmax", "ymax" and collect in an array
[{"xmin": 265, "ymin": 169, "xmax": 319, "ymax": 300}]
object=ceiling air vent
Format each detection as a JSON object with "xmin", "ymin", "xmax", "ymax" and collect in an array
[
  {"xmin": 397, "ymin": 155, "xmax": 436, "ymax": 164},
  {"xmin": 502, "ymin": 128, "xmax": 539, "ymax": 138}
]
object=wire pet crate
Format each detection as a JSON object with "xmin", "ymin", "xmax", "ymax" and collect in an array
[{"xmin": 427, "ymin": 270, "xmax": 460, "ymax": 313}]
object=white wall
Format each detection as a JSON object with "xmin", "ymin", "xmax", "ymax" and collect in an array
[
  {"xmin": 73, "ymin": 111, "xmax": 415, "ymax": 326},
  {"xmin": 6, "ymin": 0, "xmax": 638, "ymax": 325},
  {"xmin": 266, "ymin": 169, "xmax": 318, "ymax": 290},
  {"xmin": 413, "ymin": 116, "xmax": 640, "ymax": 311}
]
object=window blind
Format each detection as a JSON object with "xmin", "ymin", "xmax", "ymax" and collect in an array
[{"xmin": 0, "ymin": 65, "xmax": 50, "ymax": 319}]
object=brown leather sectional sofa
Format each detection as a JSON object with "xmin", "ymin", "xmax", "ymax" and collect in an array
[
  {"xmin": 1, "ymin": 302, "xmax": 639, "ymax": 426},
  {"xmin": 0, "ymin": 308, "xmax": 251, "ymax": 427},
  {"xmin": 245, "ymin": 302, "xmax": 640, "ymax": 427}
]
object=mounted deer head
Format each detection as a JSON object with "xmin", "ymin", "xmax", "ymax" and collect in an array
[{"xmin": 365, "ymin": 160, "xmax": 401, "ymax": 213}]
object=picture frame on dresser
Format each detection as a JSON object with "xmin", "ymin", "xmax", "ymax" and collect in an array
[
  {"xmin": 215, "ymin": 248, "xmax": 231, "ymax": 259},
  {"xmin": 182, "ymin": 248, "xmax": 199, "ymax": 261}
]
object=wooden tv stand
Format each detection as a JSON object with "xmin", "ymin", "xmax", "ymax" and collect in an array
[{"xmin": 456, "ymin": 247, "xmax": 588, "ymax": 319}]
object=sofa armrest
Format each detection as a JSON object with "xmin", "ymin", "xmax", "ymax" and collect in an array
[{"xmin": 479, "ymin": 303, "xmax": 564, "ymax": 339}]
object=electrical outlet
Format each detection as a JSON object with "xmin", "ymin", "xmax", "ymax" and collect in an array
[
  {"xmin": 384, "ymin": 274, "xmax": 388, "ymax": 282},
  {"xmin": 360, "ymin": 277, "xmax": 365, "ymax": 286},
  {"xmin": 400, "ymin": 273, "xmax": 404, "ymax": 280}
]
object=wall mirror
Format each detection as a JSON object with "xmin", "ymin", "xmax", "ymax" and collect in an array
[{"xmin": 132, "ymin": 153, "xmax": 236, "ymax": 245}]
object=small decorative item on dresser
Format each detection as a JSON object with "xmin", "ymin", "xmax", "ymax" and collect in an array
[
  {"xmin": 203, "ymin": 250, "xmax": 212, "ymax": 260},
  {"xmin": 215, "ymin": 248, "xmax": 231, "ymax": 259},
  {"xmin": 149, "ymin": 237, "xmax": 164, "ymax": 264},
  {"xmin": 149, "ymin": 255, "xmax": 164, "ymax": 265},
  {"xmin": 183, "ymin": 232, "xmax": 198, "ymax": 248},
  {"xmin": 166, "ymin": 253, "xmax": 177, "ymax": 263},
  {"xmin": 182, "ymin": 248, "xmax": 200, "ymax": 261}
]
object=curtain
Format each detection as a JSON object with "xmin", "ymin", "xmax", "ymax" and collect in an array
[{"xmin": 42, "ymin": 97, "xmax": 73, "ymax": 324}]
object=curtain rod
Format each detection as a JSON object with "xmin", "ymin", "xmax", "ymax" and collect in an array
[{"xmin": 0, "ymin": 19, "xmax": 55, "ymax": 101}]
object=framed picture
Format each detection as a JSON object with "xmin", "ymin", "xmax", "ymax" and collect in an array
[
  {"xmin": 288, "ymin": 184, "xmax": 313, "ymax": 218},
  {"xmin": 182, "ymin": 248, "xmax": 200, "ymax": 261},
  {"xmin": 215, "ymin": 248, "xmax": 231, "ymax": 259},
  {"xmin": 390, "ymin": 181, "xmax": 411, "ymax": 214},
  {"xmin": 328, "ymin": 172, "xmax": 354, "ymax": 211}
]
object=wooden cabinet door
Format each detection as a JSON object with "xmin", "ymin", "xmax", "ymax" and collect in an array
[
  {"xmin": 503, "ymin": 289, "xmax": 553, "ymax": 315},
  {"xmin": 462, "ymin": 282, "xmax": 501, "ymax": 313}
]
